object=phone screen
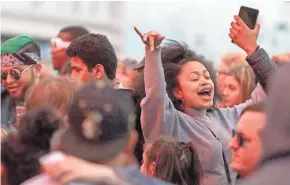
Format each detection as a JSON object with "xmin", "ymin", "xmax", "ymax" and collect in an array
[{"xmin": 238, "ymin": 6, "xmax": 259, "ymax": 29}]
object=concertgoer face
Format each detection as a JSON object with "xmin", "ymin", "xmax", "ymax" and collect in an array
[
  {"xmin": 116, "ymin": 67, "xmax": 140, "ymax": 89},
  {"xmin": 70, "ymin": 56, "xmax": 95, "ymax": 84},
  {"xmin": 1, "ymin": 65, "xmax": 34, "ymax": 100},
  {"xmin": 230, "ymin": 111, "xmax": 266, "ymax": 176},
  {"xmin": 216, "ymin": 61, "xmax": 229, "ymax": 93},
  {"xmin": 222, "ymin": 75, "xmax": 242, "ymax": 107},
  {"xmin": 175, "ymin": 61, "xmax": 214, "ymax": 109},
  {"xmin": 51, "ymin": 32, "xmax": 72, "ymax": 72}
]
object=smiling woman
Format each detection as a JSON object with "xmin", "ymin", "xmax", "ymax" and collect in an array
[
  {"xmin": 162, "ymin": 40, "xmax": 217, "ymax": 111},
  {"xmin": 134, "ymin": 26, "xmax": 276, "ymax": 185}
]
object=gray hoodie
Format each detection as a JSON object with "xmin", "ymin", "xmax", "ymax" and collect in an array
[
  {"xmin": 141, "ymin": 46, "xmax": 275, "ymax": 185},
  {"xmin": 237, "ymin": 63, "xmax": 290, "ymax": 185}
]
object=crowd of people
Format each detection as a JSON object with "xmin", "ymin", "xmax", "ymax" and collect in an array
[{"xmin": 1, "ymin": 13, "xmax": 290, "ymax": 185}]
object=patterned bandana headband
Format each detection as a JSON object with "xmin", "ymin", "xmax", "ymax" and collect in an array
[{"xmin": 1, "ymin": 53, "xmax": 40, "ymax": 67}]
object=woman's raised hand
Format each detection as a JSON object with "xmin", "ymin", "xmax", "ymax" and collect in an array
[{"xmin": 134, "ymin": 26, "xmax": 165, "ymax": 51}]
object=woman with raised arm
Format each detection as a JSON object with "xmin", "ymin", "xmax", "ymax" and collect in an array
[{"xmin": 135, "ymin": 15, "xmax": 276, "ymax": 185}]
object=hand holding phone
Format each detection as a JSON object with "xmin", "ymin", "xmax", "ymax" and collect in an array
[
  {"xmin": 239, "ymin": 6, "xmax": 259, "ymax": 30},
  {"xmin": 231, "ymin": 6, "xmax": 259, "ymax": 43},
  {"xmin": 229, "ymin": 6, "xmax": 260, "ymax": 55}
]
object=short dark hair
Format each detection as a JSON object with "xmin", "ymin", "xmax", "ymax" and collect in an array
[
  {"xmin": 59, "ymin": 25, "xmax": 89, "ymax": 40},
  {"xmin": 240, "ymin": 101, "xmax": 267, "ymax": 116},
  {"xmin": 66, "ymin": 33, "xmax": 117, "ymax": 80},
  {"xmin": 161, "ymin": 40, "xmax": 219, "ymax": 111}
]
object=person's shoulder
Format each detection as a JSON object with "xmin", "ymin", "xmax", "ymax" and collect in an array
[{"xmin": 114, "ymin": 165, "xmax": 172, "ymax": 185}]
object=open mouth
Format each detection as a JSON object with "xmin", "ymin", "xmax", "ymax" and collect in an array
[{"xmin": 198, "ymin": 89, "xmax": 212, "ymax": 97}]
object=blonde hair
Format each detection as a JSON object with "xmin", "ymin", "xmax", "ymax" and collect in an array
[
  {"xmin": 228, "ymin": 65, "xmax": 256, "ymax": 103},
  {"xmin": 221, "ymin": 52, "xmax": 248, "ymax": 69},
  {"xmin": 25, "ymin": 76, "xmax": 83, "ymax": 118}
]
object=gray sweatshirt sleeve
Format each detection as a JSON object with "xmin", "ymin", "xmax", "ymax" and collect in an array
[
  {"xmin": 246, "ymin": 47, "xmax": 276, "ymax": 91},
  {"xmin": 219, "ymin": 48, "xmax": 276, "ymax": 129},
  {"xmin": 140, "ymin": 46, "xmax": 179, "ymax": 140}
]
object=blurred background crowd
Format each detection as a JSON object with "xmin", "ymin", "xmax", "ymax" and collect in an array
[
  {"xmin": 1, "ymin": 1, "xmax": 290, "ymax": 71},
  {"xmin": 1, "ymin": 1, "xmax": 290, "ymax": 185}
]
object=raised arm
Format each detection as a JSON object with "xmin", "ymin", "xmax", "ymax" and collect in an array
[
  {"xmin": 134, "ymin": 27, "xmax": 178, "ymax": 139},
  {"xmin": 220, "ymin": 16, "xmax": 276, "ymax": 129},
  {"xmin": 230, "ymin": 15, "xmax": 276, "ymax": 92}
]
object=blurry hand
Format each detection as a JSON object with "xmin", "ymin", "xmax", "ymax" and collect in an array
[
  {"xmin": 134, "ymin": 26, "xmax": 165, "ymax": 51},
  {"xmin": 272, "ymin": 52, "xmax": 290, "ymax": 64},
  {"xmin": 229, "ymin": 15, "xmax": 260, "ymax": 55},
  {"xmin": 44, "ymin": 154, "xmax": 120, "ymax": 185}
]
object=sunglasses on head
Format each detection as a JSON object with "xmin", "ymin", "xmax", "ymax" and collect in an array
[
  {"xmin": 51, "ymin": 37, "xmax": 71, "ymax": 50},
  {"xmin": 1, "ymin": 65, "xmax": 33, "ymax": 81},
  {"xmin": 232, "ymin": 129, "xmax": 247, "ymax": 147}
]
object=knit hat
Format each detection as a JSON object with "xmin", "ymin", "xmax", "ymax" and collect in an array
[
  {"xmin": 1, "ymin": 35, "xmax": 41, "ymax": 66},
  {"xmin": 58, "ymin": 80, "xmax": 136, "ymax": 162}
]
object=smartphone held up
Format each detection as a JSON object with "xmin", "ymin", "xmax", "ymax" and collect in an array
[{"xmin": 231, "ymin": 6, "xmax": 259, "ymax": 43}]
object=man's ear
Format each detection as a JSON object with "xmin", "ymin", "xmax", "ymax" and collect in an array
[
  {"xmin": 33, "ymin": 64, "xmax": 42, "ymax": 78},
  {"xmin": 92, "ymin": 64, "xmax": 105, "ymax": 80}
]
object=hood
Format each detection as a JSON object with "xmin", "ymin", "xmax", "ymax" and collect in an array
[{"xmin": 261, "ymin": 63, "xmax": 290, "ymax": 161}]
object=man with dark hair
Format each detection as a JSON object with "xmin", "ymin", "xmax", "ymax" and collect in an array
[
  {"xmin": 66, "ymin": 32, "xmax": 144, "ymax": 163},
  {"xmin": 66, "ymin": 33, "xmax": 117, "ymax": 83},
  {"xmin": 51, "ymin": 25, "xmax": 89, "ymax": 73},
  {"xmin": 230, "ymin": 101, "xmax": 267, "ymax": 177},
  {"xmin": 1, "ymin": 35, "xmax": 43, "ymax": 127}
]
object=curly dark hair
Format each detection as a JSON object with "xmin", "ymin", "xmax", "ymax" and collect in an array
[
  {"xmin": 1, "ymin": 108, "xmax": 62, "ymax": 185},
  {"xmin": 161, "ymin": 40, "xmax": 220, "ymax": 111},
  {"xmin": 66, "ymin": 33, "xmax": 118, "ymax": 80}
]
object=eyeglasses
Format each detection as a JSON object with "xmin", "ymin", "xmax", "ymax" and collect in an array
[
  {"xmin": 232, "ymin": 129, "xmax": 247, "ymax": 147},
  {"xmin": 1, "ymin": 65, "xmax": 33, "ymax": 81},
  {"xmin": 51, "ymin": 37, "xmax": 71, "ymax": 50}
]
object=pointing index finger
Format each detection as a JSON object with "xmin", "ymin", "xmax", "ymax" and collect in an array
[{"xmin": 134, "ymin": 26, "xmax": 144, "ymax": 38}]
